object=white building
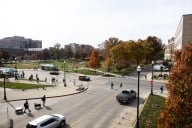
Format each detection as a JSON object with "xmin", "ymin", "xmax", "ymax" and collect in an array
[{"xmin": 175, "ymin": 14, "xmax": 192, "ymax": 50}]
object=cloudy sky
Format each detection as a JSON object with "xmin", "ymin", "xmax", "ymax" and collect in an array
[{"xmin": 0, "ymin": 0, "xmax": 192, "ymax": 48}]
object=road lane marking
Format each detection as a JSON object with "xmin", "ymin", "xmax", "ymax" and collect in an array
[{"xmin": 71, "ymin": 93, "xmax": 116, "ymax": 127}]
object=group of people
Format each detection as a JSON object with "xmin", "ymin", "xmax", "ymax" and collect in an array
[
  {"xmin": 23, "ymin": 95, "xmax": 46, "ymax": 113},
  {"xmin": 111, "ymin": 82, "xmax": 123, "ymax": 89}
]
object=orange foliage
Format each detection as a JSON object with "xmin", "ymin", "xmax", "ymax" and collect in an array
[
  {"xmin": 89, "ymin": 50, "xmax": 101, "ymax": 69},
  {"xmin": 157, "ymin": 43, "xmax": 192, "ymax": 128}
]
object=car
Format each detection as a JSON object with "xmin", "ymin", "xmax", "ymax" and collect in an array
[
  {"xmin": 153, "ymin": 65, "xmax": 169, "ymax": 71},
  {"xmin": 26, "ymin": 114, "xmax": 65, "ymax": 128},
  {"xmin": 50, "ymin": 71, "xmax": 59, "ymax": 75},
  {"xmin": 116, "ymin": 90, "xmax": 136, "ymax": 104},
  {"xmin": 79, "ymin": 75, "xmax": 90, "ymax": 81}
]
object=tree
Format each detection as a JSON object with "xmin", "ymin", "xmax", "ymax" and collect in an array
[
  {"xmin": 104, "ymin": 57, "xmax": 113, "ymax": 72},
  {"xmin": 145, "ymin": 36, "xmax": 164, "ymax": 61},
  {"xmin": 89, "ymin": 50, "xmax": 101, "ymax": 69},
  {"xmin": 111, "ymin": 43, "xmax": 131, "ymax": 71},
  {"xmin": 2, "ymin": 51, "xmax": 10, "ymax": 61},
  {"xmin": 42, "ymin": 48, "xmax": 51, "ymax": 60},
  {"xmin": 130, "ymin": 40, "xmax": 145, "ymax": 65},
  {"xmin": 157, "ymin": 43, "xmax": 192, "ymax": 128},
  {"xmin": 103, "ymin": 37, "xmax": 123, "ymax": 58}
]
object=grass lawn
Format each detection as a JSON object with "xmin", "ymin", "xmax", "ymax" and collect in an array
[
  {"xmin": 0, "ymin": 80, "xmax": 49, "ymax": 90},
  {"xmin": 77, "ymin": 69, "xmax": 104, "ymax": 75},
  {"xmin": 139, "ymin": 95, "xmax": 166, "ymax": 128}
]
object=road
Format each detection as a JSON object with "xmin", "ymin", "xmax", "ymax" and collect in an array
[{"xmin": 0, "ymin": 69, "xmax": 166, "ymax": 128}]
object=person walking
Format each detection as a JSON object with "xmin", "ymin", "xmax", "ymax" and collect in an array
[
  {"xmin": 145, "ymin": 74, "xmax": 147, "ymax": 80},
  {"xmin": 23, "ymin": 100, "xmax": 31, "ymax": 113},
  {"xmin": 111, "ymin": 82, "xmax": 114, "ymax": 89},
  {"xmin": 45, "ymin": 77, "xmax": 47, "ymax": 82},
  {"xmin": 160, "ymin": 85, "xmax": 164, "ymax": 93},
  {"xmin": 41, "ymin": 95, "xmax": 46, "ymax": 107},
  {"xmin": 119, "ymin": 83, "xmax": 123, "ymax": 89}
]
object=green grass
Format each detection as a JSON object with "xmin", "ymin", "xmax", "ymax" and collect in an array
[
  {"xmin": 139, "ymin": 95, "xmax": 166, "ymax": 128},
  {"xmin": 77, "ymin": 69, "xmax": 104, "ymax": 75},
  {"xmin": 0, "ymin": 81, "xmax": 49, "ymax": 90}
]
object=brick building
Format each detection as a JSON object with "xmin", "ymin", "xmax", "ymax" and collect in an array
[{"xmin": 0, "ymin": 36, "xmax": 42, "ymax": 57}]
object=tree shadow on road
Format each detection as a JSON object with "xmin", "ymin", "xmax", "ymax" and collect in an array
[
  {"xmin": 118, "ymin": 97, "xmax": 146, "ymax": 108},
  {"xmin": 64, "ymin": 124, "xmax": 72, "ymax": 128},
  {"xmin": 44, "ymin": 106, "xmax": 52, "ymax": 110},
  {"xmin": 26, "ymin": 112, "xmax": 34, "ymax": 117}
]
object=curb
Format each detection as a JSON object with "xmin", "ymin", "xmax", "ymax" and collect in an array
[{"xmin": 6, "ymin": 87, "xmax": 88, "ymax": 102}]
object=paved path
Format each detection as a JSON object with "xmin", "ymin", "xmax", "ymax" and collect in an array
[
  {"xmin": 0, "ymin": 76, "xmax": 85, "ymax": 127},
  {"xmin": 0, "ymin": 70, "xmax": 168, "ymax": 128},
  {"xmin": 109, "ymin": 72, "xmax": 168, "ymax": 128}
]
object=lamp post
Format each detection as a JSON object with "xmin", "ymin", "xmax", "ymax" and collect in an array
[
  {"xmin": 160, "ymin": 64, "xmax": 163, "ymax": 77},
  {"xmin": 15, "ymin": 57, "xmax": 17, "ymax": 69},
  {"xmin": 3, "ymin": 72, "xmax": 7, "ymax": 101},
  {"xmin": 63, "ymin": 61, "xmax": 67, "ymax": 87},
  {"xmin": 151, "ymin": 61, "xmax": 154, "ymax": 95},
  {"xmin": 136, "ymin": 65, "xmax": 141, "ymax": 128}
]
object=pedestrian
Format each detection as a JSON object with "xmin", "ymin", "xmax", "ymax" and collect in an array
[
  {"xmin": 22, "ymin": 71, "xmax": 25, "ymax": 78},
  {"xmin": 119, "ymin": 83, "xmax": 123, "ymax": 88},
  {"xmin": 45, "ymin": 77, "xmax": 47, "ymax": 82},
  {"xmin": 111, "ymin": 82, "xmax": 114, "ymax": 89},
  {"xmin": 37, "ymin": 77, "xmax": 39, "ymax": 83},
  {"xmin": 145, "ymin": 74, "xmax": 147, "ymax": 80},
  {"xmin": 23, "ymin": 99, "xmax": 31, "ymax": 113},
  {"xmin": 41, "ymin": 95, "xmax": 46, "ymax": 107},
  {"xmin": 160, "ymin": 85, "xmax": 164, "ymax": 93}
]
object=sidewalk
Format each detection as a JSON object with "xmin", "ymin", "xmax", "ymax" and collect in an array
[
  {"xmin": 0, "ymin": 77, "xmax": 87, "ymax": 127},
  {"xmin": 0, "ymin": 78, "xmax": 86, "ymax": 102},
  {"xmin": 110, "ymin": 73, "xmax": 168, "ymax": 128}
]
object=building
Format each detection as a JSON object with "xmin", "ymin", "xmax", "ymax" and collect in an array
[
  {"xmin": 164, "ymin": 14, "xmax": 192, "ymax": 63},
  {"xmin": 174, "ymin": 14, "xmax": 192, "ymax": 50},
  {"xmin": 164, "ymin": 37, "xmax": 175, "ymax": 60},
  {"xmin": 0, "ymin": 36, "xmax": 42, "ymax": 57}
]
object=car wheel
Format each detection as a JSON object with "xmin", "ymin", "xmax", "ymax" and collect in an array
[{"xmin": 60, "ymin": 120, "xmax": 65, "ymax": 127}]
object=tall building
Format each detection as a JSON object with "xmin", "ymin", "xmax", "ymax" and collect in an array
[
  {"xmin": 164, "ymin": 37, "xmax": 175, "ymax": 60},
  {"xmin": 164, "ymin": 14, "xmax": 192, "ymax": 63},
  {"xmin": 0, "ymin": 36, "xmax": 42, "ymax": 57},
  {"xmin": 175, "ymin": 14, "xmax": 192, "ymax": 50}
]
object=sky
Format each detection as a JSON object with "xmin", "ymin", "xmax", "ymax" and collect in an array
[{"xmin": 0, "ymin": 0, "xmax": 192, "ymax": 48}]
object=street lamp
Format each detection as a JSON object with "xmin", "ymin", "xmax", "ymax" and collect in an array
[
  {"xmin": 63, "ymin": 61, "xmax": 67, "ymax": 87},
  {"xmin": 151, "ymin": 61, "xmax": 154, "ymax": 95},
  {"xmin": 160, "ymin": 64, "xmax": 163, "ymax": 78},
  {"xmin": 3, "ymin": 72, "xmax": 7, "ymax": 101},
  {"xmin": 15, "ymin": 57, "xmax": 17, "ymax": 69},
  {"xmin": 136, "ymin": 65, "xmax": 141, "ymax": 128}
]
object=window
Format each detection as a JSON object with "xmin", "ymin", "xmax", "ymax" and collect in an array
[{"xmin": 40, "ymin": 118, "xmax": 56, "ymax": 127}]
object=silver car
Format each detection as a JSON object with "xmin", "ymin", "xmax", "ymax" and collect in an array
[
  {"xmin": 26, "ymin": 114, "xmax": 65, "ymax": 128},
  {"xmin": 116, "ymin": 90, "xmax": 136, "ymax": 104}
]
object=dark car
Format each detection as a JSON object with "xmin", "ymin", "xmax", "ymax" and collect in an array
[
  {"xmin": 50, "ymin": 71, "xmax": 59, "ymax": 75},
  {"xmin": 116, "ymin": 90, "xmax": 136, "ymax": 104},
  {"xmin": 79, "ymin": 75, "xmax": 90, "ymax": 81}
]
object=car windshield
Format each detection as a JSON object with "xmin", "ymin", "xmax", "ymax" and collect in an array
[
  {"xmin": 26, "ymin": 124, "xmax": 37, "ymax": 128},
  {"xmin": 122, "ymin": 90, "xmax": 129, "ymax": 93}
]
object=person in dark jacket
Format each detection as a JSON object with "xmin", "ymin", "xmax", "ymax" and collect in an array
[
  {"xmin": 41, "ymin": 95, "xmax": 46, "ymax": 107},
  {"xmin": 24, "ymin": 100, "xmax": 31, "ymax": 113}
]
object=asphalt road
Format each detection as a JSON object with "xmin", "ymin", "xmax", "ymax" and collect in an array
[{"xmin": 0, "ymin": 69, "xmax": 166, "ymax": 128}]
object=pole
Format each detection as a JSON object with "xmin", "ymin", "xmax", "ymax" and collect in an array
[
  {"xmin": 64, "ymin": 61, "xmax": 66, "ymax": 87},
  {"xmin": 136, "ymin": 69, "xmax": 140, "ymax": 128},
  {"xmin": 3, "ymin": 74, "xmax": 7, "ymax": 101},
  {"xmin": 151, "ymin": 62, "xmax": 154, "ymax": 95}
]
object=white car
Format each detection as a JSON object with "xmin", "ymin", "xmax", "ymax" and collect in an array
[
  {"xmin": 26, "ymin": 114, "xmax": 65, "ymax": 128},
  {"xmin": 153, "ymin": 65, "xmax": 169, "ymax": 71}
]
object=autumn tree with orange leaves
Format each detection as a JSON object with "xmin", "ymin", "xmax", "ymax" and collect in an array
[
  {"xmin": 157, "ymin": 43, "xmax": 192, "ymax": 128},
  {"xmin": 89, "ymin": 50, "xmax": 101, "ymax": 70}
]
